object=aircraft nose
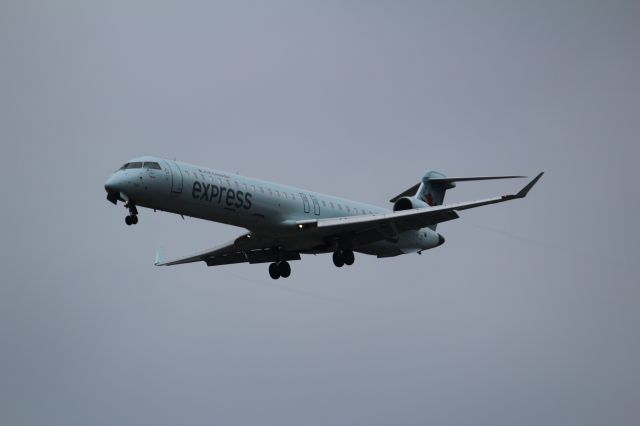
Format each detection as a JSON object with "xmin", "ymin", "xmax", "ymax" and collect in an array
[
  {"xmin": 104, "ymin": 174, "xmax": 122, "ymax": 194},
  {"xmin": 105, "ymin": 174, "xmax": 125, "ymax": 204}
]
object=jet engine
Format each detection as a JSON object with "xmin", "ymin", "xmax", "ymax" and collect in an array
[{"xmin": 393, "ymin": 196, "xmax": 428, "ymax": 212}]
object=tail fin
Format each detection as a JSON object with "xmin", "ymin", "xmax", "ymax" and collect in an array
[{"xmin": 418, "ymin": 171, "xmax": 452, "ymax": 207}]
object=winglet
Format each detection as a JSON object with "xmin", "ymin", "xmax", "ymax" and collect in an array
[
  {"xmin": 515, "ymin": 172, "xmax": 544, "ymax": 198},
  {"xmin": 154, "ymin": 248, "xmax": 165, "ymax": 266}
]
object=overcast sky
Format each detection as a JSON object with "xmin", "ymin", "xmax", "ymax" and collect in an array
[{"xmin": 1, "ymin": 1, "xmax": 639, "ymax": 425}]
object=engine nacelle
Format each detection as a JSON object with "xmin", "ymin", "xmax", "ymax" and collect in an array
[{"xmin": 393, "ymin": 196, "xmax": 428, "ymax": 212}]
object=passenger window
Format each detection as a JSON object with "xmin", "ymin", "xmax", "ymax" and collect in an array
[
  {"xmin": 125, "ymin": 162, "xmax": 142, "ymax": 169},
  {"xmin": 322, "ymin": 200, "xmax": 327, "ymax": 207},
  {"xmin": 251, "ymin": 185, "xmax": 256, "ymax": 191},
  {"xmin": 330, "ymin": 202, "xmax": 335, "ymax": 209},
  {"xmin": 268, "ymin": 189, "xmax": 273, "ymax": 196},
  {"xmin": 276, "ymin": 190, "xmax": 280, "ymax": 197},
  {"xmin": 260, "ymin": 187, "xmax": 264, "ymax": 193},
  {"xmin": 338, "ymin": 204, "xmax": 342, "ymax": 211},
  {"xmin": 234, "ymin": 181, "xmax": 239, "ymax": 188}
]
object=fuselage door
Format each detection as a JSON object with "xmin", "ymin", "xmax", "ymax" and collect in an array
[
  {"xmin": 310, "ymin": 195, "xmax": 320, "ymax": 215},
  {"xmin": 299, "ymin": 193, "xmax": 310, "ymax": 214},
  {"xmin": 165, "ymin": 161, "xmax": 183, "ymax": 193}
]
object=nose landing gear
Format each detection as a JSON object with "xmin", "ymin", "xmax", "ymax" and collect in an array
[
  {"xmin": 125, "ymin": 215, "xmax": 138, "ymax": 226},
  {"xmin": 124, "ymin": 202, "xmax": 139, "ymax": 226}
]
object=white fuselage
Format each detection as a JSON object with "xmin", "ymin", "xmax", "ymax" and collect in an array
[{"xmin": 104, "ymin": 156, "xmax": 443, "ymax": 257}]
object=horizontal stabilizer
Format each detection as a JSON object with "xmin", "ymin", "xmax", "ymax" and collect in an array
[
  {"xmin": 390, "ymin": 175, "xmax": 526, "ymax": 203},
  {"xmin": 428, "ymin": 175, "xmax": 525, "ymax": 184}
]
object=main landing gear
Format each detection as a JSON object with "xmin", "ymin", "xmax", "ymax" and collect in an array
[
  {"xmin": 332, "ymin": 249, "xmax": 355, "ymax": 268},
  {"xmin": 268, "ymin": 261, "xmax": 291, "ymax": 280},
  {"xmin": 124, "ymin": 202, "xmax": 139, "ymax": 226}
]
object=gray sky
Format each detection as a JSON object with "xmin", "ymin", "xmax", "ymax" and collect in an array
[{"xmin": 1, "ymin": 1, "xmax": 639, "ymax": 425}]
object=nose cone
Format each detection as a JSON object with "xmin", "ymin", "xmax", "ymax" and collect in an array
[
  {"xmin": 105, "ymin": 172, "xmax": 130, "ymax": 196},
  {"xmin": 104, "ymin": 174, "xmax": 121, "ymax": 194},
  {"xmin": 105, "ymin": 174, "xmax": 127, "ymax": 204}
]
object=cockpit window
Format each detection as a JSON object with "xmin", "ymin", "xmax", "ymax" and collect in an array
[
  {"xmin": 143, "ymin": 162, "xmax": 161, "ymax": 170},
  {"xmin": 118, "ymin": 163, "xmax": 129, "ymax": 170},
  {"xmin": 125, "ymin": 162, "xmax": 142, "ymax": 169}
]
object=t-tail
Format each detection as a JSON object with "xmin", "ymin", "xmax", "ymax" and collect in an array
[{"xmin": 390, "ymin": 171, "xmax": 526, "ymax": 230}]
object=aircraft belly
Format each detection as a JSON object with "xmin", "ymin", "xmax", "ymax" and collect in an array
[
  {"xmin": 356, "ymin": 229, "xmax": 440, "ymax": 257},
  {"xmin": 356, "ymin": 241, "xmax": 404, "ymax": 258}
]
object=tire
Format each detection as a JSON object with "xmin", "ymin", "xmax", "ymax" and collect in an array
[
  {"xmin": 125, "ymin": 215, "xmax": 132, "ymax": 226},
  {"xmin": 343, "ymin": 250, "xmax": 355, "ymax": 266},
  {"xmin": 278, "ymin": 261, "xmax": 291, "ymax": 278},
  {"xmin": 131, "ymin": 215, "xmax": 138, "ymax": 225},
  {"xmin": 332, "ymin": 251, "xmax": 344, "ymax": 267},
  {"xmin": 268, "ymin": 263, "xmax": 280, "ymax": 279}
]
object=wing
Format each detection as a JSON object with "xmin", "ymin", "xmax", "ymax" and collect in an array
[
  {"xmin": 298, "ymin": 172, "xmax": 544, "ymax": 237},
  {"xmin": 154, "ymin": 233, "xmax": 300, "ymax": 267}
]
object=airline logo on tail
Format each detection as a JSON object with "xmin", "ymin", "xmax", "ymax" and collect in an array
[{"xmin": 425, "ymin": 193, "xmax": 436, "ymax": 206}]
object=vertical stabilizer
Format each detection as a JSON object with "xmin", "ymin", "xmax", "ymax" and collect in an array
[
  {"xmin": 417, "ymin": 171, "xmax": 455, "ymax": 231},
  {"xmin": 418, "ymin": 171, "xmax": 455, "ymax": 207}
]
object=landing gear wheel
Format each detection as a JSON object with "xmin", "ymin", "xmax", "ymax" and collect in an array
[
  {"xmin": 343, "ymin": 250, "xmax": 355, "ymax": 266},
  {"xmin": 269, "ymin": 263, "xmax": 280, "ymax": 280},
  {"xmin": 278, "ymin": 261, "xmax": 291, "ymax": 278},
  {"xmin": 124, "ymin": 202, "xmax": 139, "ymax": 226},
  {"xmin": 333, "ymin": 251, "xmax": 345, "ymax": 268}
]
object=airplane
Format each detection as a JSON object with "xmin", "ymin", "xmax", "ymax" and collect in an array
[{"xmin": 104, "ymin": 156, "xmax": 543, "ymax": 279}]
